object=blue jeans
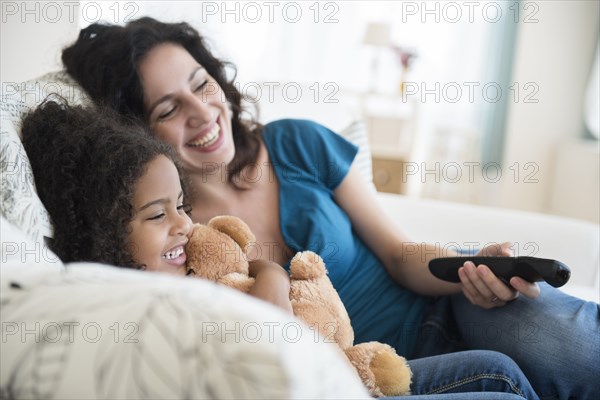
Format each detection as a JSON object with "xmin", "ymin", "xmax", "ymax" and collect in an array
[
  {"xmin": 405, "ymin": 350, "xmax": 539, "ymax": 399},
  {"xmin": 388, "ymin": 394, "xmax": 526, "ymax": 400},
  {"xmin": 412, "ymin": 283, "xmax": 600, "ymax": 400}
]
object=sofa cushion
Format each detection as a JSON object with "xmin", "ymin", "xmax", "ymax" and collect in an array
[{"xmin": 0, "ymin": 215, "xmax": 369, "ymax": 399}]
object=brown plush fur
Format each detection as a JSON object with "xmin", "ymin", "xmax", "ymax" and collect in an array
[{"xmin": 186, "ymin": 215, "xmax": 412, "ymax": 397}]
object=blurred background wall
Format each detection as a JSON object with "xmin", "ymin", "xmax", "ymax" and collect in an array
[{"xmin": 2, "ymin": 1, "xmax": 598, "ymax": 223}]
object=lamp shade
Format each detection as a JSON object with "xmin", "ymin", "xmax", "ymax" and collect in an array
[{"xmin": 363, "ymin": 22, "xmax": 391, "ymax": 47}]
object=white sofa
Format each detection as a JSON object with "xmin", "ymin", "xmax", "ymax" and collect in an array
[
  {"xmin": 376, "ymin": 193, "xmax": 599, "ymax": 303},
  {"xmin": 1, "ymin": 72, "xmax": 598, "ymax": 398}
]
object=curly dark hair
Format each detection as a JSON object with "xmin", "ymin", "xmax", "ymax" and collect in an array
[
  {"xmin": 21, "ymin": 99, "xmax": 184, "ymax": 269},
  {"xmin": 62, "ymin": 16, "xmax": 262, "ymax": 182}
]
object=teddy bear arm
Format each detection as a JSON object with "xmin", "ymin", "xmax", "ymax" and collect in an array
[
  {"xmin": 218, "ymin": 273, "xmax": 255, "ymax": 293},
  {"xmin": 291, "ymin": 301, "xmax": 354, "ymax": 349}
]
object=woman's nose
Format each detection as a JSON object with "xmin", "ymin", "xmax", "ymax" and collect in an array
[{"xmin": 186, "ymin": 94, "xmax": 213, "ymax": 128}]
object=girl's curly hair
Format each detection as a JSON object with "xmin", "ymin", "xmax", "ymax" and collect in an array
[
  {"xmin": 62, "ymin": 16, "xmax": 262, "ymax": 183},
  {"xmin": 21, "ymin": 99, "xmax": 184, "ymax": 269}
]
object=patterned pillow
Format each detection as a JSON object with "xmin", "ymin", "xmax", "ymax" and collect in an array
[{"xmin": 0, "ymin": 71, "xmax": 90, "ymax": 243}]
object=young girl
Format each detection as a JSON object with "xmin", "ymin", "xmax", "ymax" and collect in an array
[{"xmin": 21, "ymin": 99, "xmax": 292, "ymax": 313}]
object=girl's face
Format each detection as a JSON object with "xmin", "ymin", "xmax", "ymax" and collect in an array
[
  {"xmin": 138, "ymin": 43, "xmax": 235, "ymax": 173},
  {"xmin": 127, "ymin": 155, "xmax": 193, "ymax": 275}
]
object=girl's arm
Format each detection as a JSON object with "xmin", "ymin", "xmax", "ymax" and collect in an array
[
  {"xmin": 333, "ymin": 164, "xmax": 540, "ymax": 303},
  {"xmin": 248, "ymin": 259, "xmax": 293, "ymax": 314}
]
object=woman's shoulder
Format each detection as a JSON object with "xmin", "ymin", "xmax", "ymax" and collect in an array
[
  {"xmin": 261, "ymin": 118, "xmax": 354, "ymax": 151},
  {"xmin": 260, "ymin": 119, "xmax": 358, "ymax": 187},
  {"xmin": 262, "ymin": 118, "xmax": 330, "ymax": 139}
]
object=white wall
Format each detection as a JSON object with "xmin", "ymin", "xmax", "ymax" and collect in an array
[
  {"xmin": 499, "ymin": 1, "xmax": 599, "ymax": 220},
  {"xmin": 1, "ymin": 2, "xmax": 79, "ymax": 82},
  {"xmin": 2, "ymin": 1, "xmax": 598, "ymax": 223}
]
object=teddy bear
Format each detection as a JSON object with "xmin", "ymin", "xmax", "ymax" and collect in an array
[{"xmin": 185, "ymin": 215, "xmax": 412, "ymax": 397}]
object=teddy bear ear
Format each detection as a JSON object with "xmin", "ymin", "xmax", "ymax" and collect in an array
[{"xmin": 207, "ymin": 216, "xmax": 256, "ymax": 252}]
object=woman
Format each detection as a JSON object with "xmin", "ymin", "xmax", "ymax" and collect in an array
[{"xmin": 61, "ymin": 17, "xmax": 598, "ymax": 399}]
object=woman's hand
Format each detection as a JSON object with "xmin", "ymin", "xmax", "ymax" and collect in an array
[
  {"xmin": 248, "ymin": 259, "xmax": 293, "ymax": 314},
  {"xmin": 458, "ymin": 242, "xmax": 541, "ymax": 309}
]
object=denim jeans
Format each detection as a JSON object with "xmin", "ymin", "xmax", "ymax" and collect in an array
[
  {"xmin": 405, "ymin": 350, "xmax": 539, "ymax": 399},
  {"xmin": 412, "ymin": 283, "xmax": 600, "ymax": 400},
  {"xmin": 387, "ymin": 394, "xmax": 526, "ymax": 400}
]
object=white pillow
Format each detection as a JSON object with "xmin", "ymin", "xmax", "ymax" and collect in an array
[{"xmin": 0, "ymin": 216, "xmax": 370, "ymax": 399}]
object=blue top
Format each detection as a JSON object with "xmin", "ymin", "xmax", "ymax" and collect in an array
[{"xmin": 262, "ymin": 119, "xmax": 427, "ymax": 356}]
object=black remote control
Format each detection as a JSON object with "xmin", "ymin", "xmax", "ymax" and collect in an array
[{"xmin": 428, "ymin": 256, "xmax": 571, "ymax": 288}]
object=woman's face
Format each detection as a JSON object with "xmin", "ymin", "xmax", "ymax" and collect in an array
[
  {"xmin": 127, "ymin": 155, "xmax": 193, "ymax": 275},
  {"xmin": 138, "ymin": 43, "xmax": 235, "ymax": 173}
]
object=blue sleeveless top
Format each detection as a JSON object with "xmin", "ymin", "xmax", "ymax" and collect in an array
[{"xmin": 262, "ymin": 119, "xmax": 426, "ymax": 356}]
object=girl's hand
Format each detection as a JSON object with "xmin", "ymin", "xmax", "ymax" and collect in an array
[
  {"xmin": 458, "ymin": 242, "xmax": 541, "ymax": 309},
  {"xmin": 248, "ymin": 259, "xmax": 293, "ymax": 314}
]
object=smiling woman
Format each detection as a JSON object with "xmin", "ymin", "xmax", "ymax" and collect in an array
[
  {"xmin": 139, "ymin": 43, "xmax": 235, "ymax": 174},
  {"xmin": 62, "ymin": 17, "xmax": 262, "ymax": 188}
]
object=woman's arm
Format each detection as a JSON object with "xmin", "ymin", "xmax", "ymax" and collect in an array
[
  {"xmin": 248, "ymin": 259, "xmax": 293, "ymax": 314},
  {"xmin": 333, "ymin": 164, "xmax": 540, "ymax": 302}
]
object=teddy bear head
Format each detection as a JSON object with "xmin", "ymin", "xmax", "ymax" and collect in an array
[{"xmin": 185, "ymin": 215, "xmax": 256, "ymax": 280}]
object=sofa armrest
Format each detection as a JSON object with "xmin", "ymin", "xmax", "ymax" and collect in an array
[{"xmin": 376, "ymin": 193, "xmax": 599, "ymax": 302}]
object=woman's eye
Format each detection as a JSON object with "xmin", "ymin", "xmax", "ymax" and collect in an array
[
  {"xmin": 194, "ymin": 81, "xmax": 208, "ymax": 92},
  {"xmin": 147, "ymin": 213, "xmax": 166, "ymax": 221},
  {"xmin": 158, "ymin": 106, "xmax": 177, "ymax": 120}
]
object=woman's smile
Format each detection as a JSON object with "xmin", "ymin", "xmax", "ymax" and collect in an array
[{"xmin": 186, "ymin": 116, "xmax": 224, "ymax": 152}]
